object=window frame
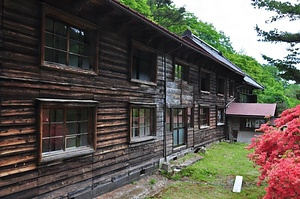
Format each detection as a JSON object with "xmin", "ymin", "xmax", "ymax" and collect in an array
[
  {"xmin": 217, "ymin": 76, "xmax": 225, "ymax": 96},
  {"xmin": 240, "ymin": 118, "xmax": 266, "ymax": 130},
  {"xmin": 129, "ymin": 104, "xmax": 156, "ymax": 143},
  {"xmin": 37, "ymin": 98, "xmax": 97, "ymax": 164},
  {"xmin": 174, "ymin": 59, "xmax": 190, "ymax": 82},
  {"xmin": 199, "ymin": 106, "xmax": 210, "ymax": 129},
  {"xmin": 200, "ymin": 70, "xmax": 211, "ymax": 93},
  {"xmin": 41, "ymin": 5, "xmax": 98, "ymax": 75},
  {"xmin": 130, "ymin": 41, "xmax": 158, "ymax": 85},
  {"xmin": 216, "ymin": 107, "xmax": 225, "ymax": 126}
]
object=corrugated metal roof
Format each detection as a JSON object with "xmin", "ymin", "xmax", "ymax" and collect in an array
[
  {"xmin": 226, "ymin": 103, "xmax": 277, "ymax": 117},
  {"xmin": 182, "ymin": 30, "xmax": 264, "ymax": 89}
]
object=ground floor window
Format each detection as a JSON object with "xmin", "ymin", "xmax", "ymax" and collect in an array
[
  {"xmin": 130, "ymin": 105, "xmax": 156, "ymax": 142},
  {"xmin": 217, "ymin": 108, "xmax": 225, "ymax": 125},
  {"xmin": 38, "ymin": 99, "xmax": 97, "ymax": 163},
  {"xmin": 199, "ymin": 107, "xmax": 210, "ymax": 128},
  {"xmin": 241, "ymin": 118, "xmax": 266, "ymax": 130}
]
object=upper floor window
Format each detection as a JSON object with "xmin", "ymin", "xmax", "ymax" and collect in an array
[
  {"xmin": 199, "ymin": 107, "xmax": 210, "ymax": 128},
  {"xmin": 200, "ymin": 71, "xmax": 210, "ymax": 92},
  {"xmin": 130, "ymin": 106, "xmax": 156, "ymax": 140},
  {"xmin": 42, "ymin": 6, "xmax": 97, "ymax": 73},
  {"xmin": 174, "ymin": 62, "xmax": 189, "ymax": 82},
  {"xmin": 131, "ymin": 43, "xmax": 157, "ymax": 83},
  {"xmin": 229, "ymin": 81, "xmax": 234, "ymax": 97},
  {"xmin": 38, "ymin": 99, "xmax": 97, "ymax": 163},
  {"xmin": 217, "ymin": 108, "xmax": 225, "ymax": 125},
  {"xmin": 217, "ymin": 77, "xmax": 225, "ymax": 95}
]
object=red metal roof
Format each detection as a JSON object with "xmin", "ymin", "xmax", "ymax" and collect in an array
[{"xmin": 226, "ymin": 103, "xmax": 277, "ymax": 117}]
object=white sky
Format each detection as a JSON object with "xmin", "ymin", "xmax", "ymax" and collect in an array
[{"xmin": 172, "ymin": 0, "xmax": 300, "ymax": 67}]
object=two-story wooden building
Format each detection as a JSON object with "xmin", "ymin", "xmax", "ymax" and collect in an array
[{"xmin": 0, "ymin": 0, "xmax": 262, "ymax": 198}]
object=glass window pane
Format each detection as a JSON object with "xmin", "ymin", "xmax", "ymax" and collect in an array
[
  {"xmin": 145, "ymin": 126, "xmax": 150, "ymax": 136},
  {"xmin": 50, "ymin": 137, "xmax": 63, "ymax": 151},
  {"xmin": 79, "ymin": 134, "xmax": 88, "ymax": 146},
  {"xmin": 45, "ymin": 48, "xmax": 53, "ymax": 62},
  {"xmin": 54, "ymin": 21, "xmax": 66, "ymax": 36},
  {"xmin": 132, "ymin": 118, "xmax": 138, "ymax": 128},
  {"xmin": 42, "ymin": 139, "xmax": 50, "ymax": 153},
  {"xmin": 67, "ymin": 109, "xmax": 77, "ymax": 121},
  {"xmin": 45, "ymin": 33, "xmax": 54, "ymax": 48},
  {"xmin": 50, "ymin": 109, "xmax": 63, "ymax": 122},
  {"xmin": 42, "ymin": 124, "xmax": 50, "ymax": 138},
  {"xmin": 46, "ymin": 18, "xmax": 54, "ymax": 32},
  {"xmin": 55, "ymin": 36, "xmax": 67, "ymax": 51},
  {"xmin": 70, "ymin": 40, "xmax": 80, "ymax": 54},
  {"xmin": 83, "ymin": 31, "xmax": 90, "ymax": 44},
  {"xmin": 80, "ymin": 109, "xmax": 88, "ymax": 120},
  {"xmin": 79, "ymin": 122, "xmax": 87, "ymax": 133},
  {"xmin": 132, "ymin": 127, "xmax": 139, "ymax": 137},
  {"xmin": 66, "ymin": 123, "xmax": 77, "ymax": 135},
  {"xmin": 66, "ymin": 137, "xmax": 76, "ymax": 148},
  {"xmin": 70, "ymin": 27, "xmax": 80, "ymax": 40},
  {"xmin": 69, "ymin": 54, "xmax": 79, "ymax": 67},
  {"xmin": 50, "ymin": 124, "xmax": 63, "ymax": 136},
  {"xmin": 82, "ymin": 58, "xmax": 90, "ymax": 70},
  {"xmin": 57, "ymin": 51, "xmax": 66, "ymax": 65},
  {"xmin": 82, "ymin": 44, "xmax": 90, "ymax": 56}
]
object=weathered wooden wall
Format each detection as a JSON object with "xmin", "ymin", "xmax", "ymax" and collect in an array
[{"xmin": 0, "ymin": 0, "xmax": 243, "ymax": 198}]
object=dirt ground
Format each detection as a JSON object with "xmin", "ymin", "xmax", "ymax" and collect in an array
[{"xmin": 95, "ymin": 153, "xmax": 203, "ymax": 199}]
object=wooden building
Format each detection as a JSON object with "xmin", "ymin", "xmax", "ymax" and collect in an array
[{"xmin": 0, "ymin": 0, "xmax": 262, "ymax": 198}]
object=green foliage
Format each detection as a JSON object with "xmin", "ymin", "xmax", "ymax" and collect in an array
[
  {"xmin": 120, "ymin": 0, "xmax": 151, "ymax": 17},
  {"xmin": 252, "ymin": 0, "xmax": 300, "ymax": 83}
]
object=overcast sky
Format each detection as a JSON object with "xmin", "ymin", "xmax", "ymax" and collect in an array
[{"xmin": 172, "ymin": 0, "xmax": 300, "ymax": 67}]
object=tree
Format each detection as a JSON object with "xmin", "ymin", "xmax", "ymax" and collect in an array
[
  {"xmin": 247, "ymin": 105, "xmax": 300, "ymax": 199},
  {"xmin": 252, "ymin": 0, "xmax": 300, "ymax": 83},
  {"xmin": 120, "ymin": 0, "xmax": 151, "ymax": 17}
]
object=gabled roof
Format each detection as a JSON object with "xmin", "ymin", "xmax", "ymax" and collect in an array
[
  {"xmin": 226, "ymin": 103, "xmax": 277, "ymax": 117},
  {"xmin": 182, "ymin": 30, "xmax": 264, "ymax": 90}
]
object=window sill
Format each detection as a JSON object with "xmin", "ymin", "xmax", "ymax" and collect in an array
[
  {"xmin": 201, "ymin": 90, "xmax": 210, "ymax": 94},
  {"xmin": 130, "ymin": 136, "xmax": 156, "ymax": 144},
  {"xmin": 131, "ymin": 79, "xmax": 157, "ymax": 86},
  {"xmin": 217, "ymin": 123, "xmax": 225, "ymax": 126},
  {"xmin": 40, "ymin": 146, "xmax": 94, "ymax": 164},
  {"xmin": 217, "ymin": 93, "xmax": 224, "ymax": 97},
  {"xmin": 42, "ymin": 62, "xmax": 97, "ymax": 76},
  {"xmin": 200, "ymin": 125, "xmax": 210, "ymax": 129}
]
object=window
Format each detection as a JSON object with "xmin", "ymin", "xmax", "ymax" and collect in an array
[
  {"xmin": 241, "ymin": 118, "xmax": 265, "ymax": 130},
  {"xmin": 229, "ymin": 81, "xmax": 234, "ymax": 97},
  {"xmin": 131, "ymin": 44, "xmax": 157, "ymax": 83},
  {"xmin": 131, "ymin": 107, "xmax": 155, "ymax": 139},
  {"xmin": 42, "ymin": 6, "xmax": 97, "ymax": 73},
  {"xmin": 200, "ymin": 71, "xmax": 210, "ymax": 92},
  {"xmin": 38, "ymin": 99, "xmax": 97, "ymax": 163},
  {"xmin": 217, "ymin": 108, "xmax": 225, "ymax": 125},
  {"xmin": 174, "ymin": 62, "xmax": 189, "ymax": 82},
  {"xmin": 187, "ymin": 107, "xmax": 193, "ymax": 128},
  {"xmin": 217, "ymin": 77, "xmax": 225, "ymax": 95},
  {"xmin": 199, "ymin": 107, "xmax": 210, "ymax": 128},
  {"xmin": 172, "ymin": 108, "xmax": 186, "ymax": 147}
]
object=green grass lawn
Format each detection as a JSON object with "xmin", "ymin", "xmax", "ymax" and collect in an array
[{"xmin": 152, "ymin": 142, "xmax": 266, "ymax": 199}]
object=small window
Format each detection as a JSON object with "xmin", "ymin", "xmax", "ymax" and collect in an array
[
  {"xmin": 172, "ymin": 108, "xmax": 187, "ymax": 147},
  {"xmin": 131, "ymin": 44, "xmax": 157, "ymax": 83},
  {"xmin": 42, "ymin": 6, "xmax": 97, "ymax": 73},
  {"xmin": 199, "ymin": 107, "xmax": 210, "ymax": 128},
  {"xmin": 241, "ymin": 118, "xmax": 265, "ymax": 130},
  {"xmin": 217, "ymin": 77, "xmax": 225, "ymax": 95},
  {"xmin": 200, "ymin": 71, "xmax": 210, "ymax": 92},
  {"xmin": 38, "ymin": 99, "xmax": 97, "ymax": 163},
  {"xmin": 229, "ymin": 81, "xmax": 234, "ymax": 97},
  {"xmin": 131, "ymin": 107, "xmax": 155, "ymax": 139},
  {"xmin": 217, "ymin": 108, "xmax": 225, "ymax": 125},
  {"xmin": 174, "ymin": 62, "xmax": 189, "ymax": 82}
]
